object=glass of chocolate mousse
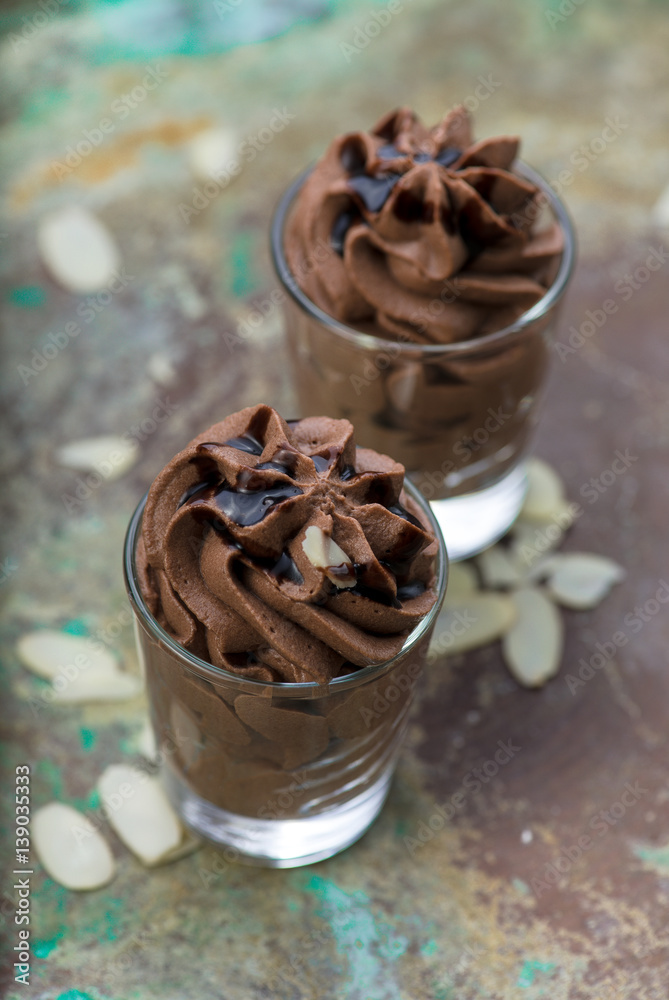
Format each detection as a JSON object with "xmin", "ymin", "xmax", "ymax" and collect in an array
[
  {"xmin": 271, "ymin": 107, "xmax": 576, "ymax": 560},
  {"xmin": 124, "ymin": 405, "xmax": 447, "ymax": 867}
]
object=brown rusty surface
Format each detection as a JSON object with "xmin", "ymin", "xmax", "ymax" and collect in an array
[{"xmin": 1, "ymin": 1, "xmax": 669, "ymax": 997}]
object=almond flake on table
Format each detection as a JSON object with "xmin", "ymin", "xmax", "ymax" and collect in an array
[
  {"xmin": 186, "ymin": 126, "xmax": 239, "ymax": 182},
  {"xmin": 16, "ymin": 629, "xmax": 119, "ymax": 680},
  {"xmin": 502, "ymin": 588, "xmax": 564, "ymax": 688},
  {"xmin": 33, "ymin": 802, "xmax": 116, "ymax": 891},
  {"xmin": 37, "ymin": 205, "xmax": 121, "ymax": 293},
  {"xmin": 520, "ymin": 457, "xmax": 571, "ymax": 522},
  {"xmin": 545, "ymin": 552, "xmax": 626, "ymax": 609},
  {"xmin": 430, "ymin": 593, "xmax": 517, "ymax": 657},
  {"xmin": 98, "ymin": 764, "xmax": 190, "ymax": 866},
  {"xmin": 56, "ymin": 435, "xmax": 139, "ymax": 480}
]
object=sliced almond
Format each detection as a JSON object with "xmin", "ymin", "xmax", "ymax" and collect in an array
[
  {"xmin": 98, "ymin": 764, "xmax": 183, "ymax": 866},
  {"xmin": 16, "ymin": 629, "xmax": 119, "ymax": 680},
  {"xmin": 443, "ymin": 560, "xmax": 478, "ymax": 601},
  {"xmin": 186, "ymin": 127, "xmax": 238, "ymax": 182},
  {"xmin": 37, "ymin": 205, "xmax": 121, "ymax": 293},
  {"xmin": 430, "ymin": 593, "xmax": 517, "ymax": 657},
  {"xmin": 520, "ymin": 458, "xmax": 567, "ymax": 521},
  {"xmin": 509, "ymin": 520, "xmax": 565, "ymax": 573},
  {"xmin": 302, "ymin": 524, "xmax": 355, "ymax": 588},
  {"xmin": 50, "ymin": 670, "xmax": 143, "ymax": 704},
  {"xmin": 502, "ymin": 588, "xmax": 563, "ymax": 688},
  {"xmin": 56, "ymin": 435, "xmax": 139, "ymax": 480},
  {"xmin": 477, "ymin": 545, "xmax": 522, "ymax": 588},
  {"xmin": 546, "ymin": 553, "xmax": 626, "ymax": 609},
  {"xmin": 33, "ymin": 802, "xmax": 115, "ymax": 891}
]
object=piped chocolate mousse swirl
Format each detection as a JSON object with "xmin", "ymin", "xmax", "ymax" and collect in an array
[
  {"xmin": 285, "ymin": 106, "xmax": 564, "ymax": 343},
  {"xmin": 137, "ymin": 405, "xmax": 439, "ymax": 684}
]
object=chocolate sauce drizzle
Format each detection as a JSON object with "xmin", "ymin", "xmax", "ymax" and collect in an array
[{"xmin": 332, "ymin": 140, "xmax": 465, "ymax": 255}]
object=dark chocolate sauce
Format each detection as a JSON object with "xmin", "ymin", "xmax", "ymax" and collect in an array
[
  {"xmin": 377, "ymin": 143, "xmax": 399, "ymax": 159},
  {"xmin": 380, "ymin": 524, "xmax": 425, "ymax": 580},
  {"xmin": 256, "ymin": 447, "xmax": 299, "ymax": 479},
  {"xmin": 212, "ymin": 481, "xmax": 303, "ymax": 527},
  {"xmin": 339, "ymin": 463, "xmax": 356, "ymax": 481},
  {"xmin": 179, "ymin": 475, "xmax": 218, "ymax": 508},
  {"xmin": 269, "ymin": 551, "xmax": 304, "ymax": 585},
  {"xmin": 396, "ymin": 580, "xmax": 426, "ymax": 602},
  {"xmin": 387, "ymin": 503, "xmax": 422, "ymax": 528},
  {"xmin": 435, "ymin": 147, "xmax": 462, "ymax": 168},
  {"xmin": 310, "ymin": 446, "xmax": 339, "ymax": 474},
  {"xmin": 223, "ymin": 408, "xmax": 272, "ymax": 456},
  {"xmin": 340, "ymin": 135, "xmax": 367, "ymax": 175},
  {"xmin": 330, "ymin": 210, "xmax": 357, "ymax": 256},
  {"xmin": 348, "ymin": 173, "xmax": 402, "ymax": 213},
  {"xmin": 187, "ymin": 476, "xmax": 303, "ymax": 528},
  {"xmin": 347, "ymin": 583, "xmax": 402, "ymax": 610},
  {"xmin": 223, "ymin": 434, "xmax": 263, "ymax": 455}
]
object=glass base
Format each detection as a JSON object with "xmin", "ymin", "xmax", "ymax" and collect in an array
[
  {"xmin": 430, "ymin": 462, "xmax": 528, "ymax": 562},
  {"xmin": 165, "ymin": 765, "xmax": 394, "ymax": 868}
]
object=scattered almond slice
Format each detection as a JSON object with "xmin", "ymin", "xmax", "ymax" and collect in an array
[
  {"xmin": 186, "ymin": 126, "xmax": 238, "ymax": 182},
  {"xmin": 443, "ymin": 560, "xmax": 478, "ymax": 601},
  {"xmin": 430, "ymin": 593, "xmax": 517, "ymax": 657},
  {"xmin": 37, "ymin": 205, "xmax": 121, "ymax": 293},
  {"xmin": 16, "ymin": 629, "xmax": 120, "ymax": 680},
  {"xmin": 520, "ymin": 458, "xmax": 567, "ymax": 521},
  {"xmin": 545, "ymin": 553, "xmax": 626, "ymax": 609},
  {"xmin": 33, "ymin": 803, "xmax": 115, "ymax": 891},
  {"xmin": 477, "ymin": 545, "xmax": 522, "ymax": 588},
  {"xmin": 56, "ymin": 435, "xmax": 139, "ymax": 480},
  {"xmin": 50, "ymin": 670, "xmax": 143, "ymax": 704},
  {"xmin": 502, "ymin": 588, "xmax": 563, "ymax": 688},
  {"xmin": 98, "ymin": 764, "xmax": 184, "ymax": 866},
  {"xmin": 509, "ymin": 520, "xmax": 565, "ymax": 573}
]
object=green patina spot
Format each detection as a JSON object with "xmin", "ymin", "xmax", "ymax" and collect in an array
[
  {"xmin": 517, "ymin": 959, "xmax": 557, "ymax": 987},
  {"xmin": 63, "ymin": 619, "xmax": 89, "ymax": 636},
  {"xmin": 633, "ymin": 843, "xmax": 669, "ymax": 871},
  {"xmin": 420, "ymin": 939, "xmax": 438, "ymax": 957},
  {"xmin": 34, "ymin": 933, "xmax": 63, "ymax": 958},
  {"xmin": 302, "ymin": 875, "xmax": 407, "ymax": 999},
  {"xmin": 86, "ymin": 788, "xmax": 101, "ymax": 810},
  {"xmin": 230, "ymin": 232, "xmax": 260, "ymax": 298},
  {"xmin": 36, "ymin": 760, "xmax": 64, "ymax": 799},
  {"xmin": 9, "ymin": 285, "xmax": 46, "ymax": 308},
  {"xmin": 79, "ymin": 727, "xmax": 97, "ymax": 751},
  {"xmin": 512, "ymin": 877, "xmax": 531, "ymax": 895},
  {"xmin": 55, "ymin": 992, "xmax": 97, "ymax": 1000}
]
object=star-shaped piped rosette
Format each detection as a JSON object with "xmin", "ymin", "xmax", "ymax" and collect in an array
[
  {"xmin": 285, "ymin": 106, "xmax": 564, "ymax": 343},
  {"xmin": 138, "ymin": 405, "xmax": 438, "ymax": 683}
]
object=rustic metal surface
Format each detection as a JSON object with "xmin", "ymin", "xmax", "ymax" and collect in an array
[{"xmin": 2, "ymin": 1, "xmax": 669, "ymax": 997}]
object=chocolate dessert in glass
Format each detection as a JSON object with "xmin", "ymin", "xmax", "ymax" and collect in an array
[
  {"xmin": 271, "ymin": 107, "xmax": 575, "ymax": 559},
  {"xmin": 124, "ymin": 404, "xmax": 447, "ymax": 866}
]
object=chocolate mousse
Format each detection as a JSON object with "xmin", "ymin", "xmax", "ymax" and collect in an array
[
  {"xmin": 285, "ymin": 105, "xmax": 563, "ymax": 343},
  {"xmin": 133, "ymin": 405, "xmax": 443, "ymax": 816},
  {"xmin": 278, "ymin": 106, "xmax": 569, "ymax": 494}
]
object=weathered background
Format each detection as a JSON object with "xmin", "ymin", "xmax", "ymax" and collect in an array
[{"xmin": 2, "ymin": 0, "xmax": 669, "ymax": 997}]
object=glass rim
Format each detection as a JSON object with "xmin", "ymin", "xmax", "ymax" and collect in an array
[
  {"xmin": 270, "ymin": 159, "xmax": 576, "ymax": 356},
  {"xmin": 123, "ymin": 476, "xmax": 448, "ymax": 695}
]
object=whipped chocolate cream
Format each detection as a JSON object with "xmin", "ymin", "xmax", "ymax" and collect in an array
[
  {"xmin": 285, "ymin": 106, "xmax": 564, "ymax": 344},
  {"xmin": 138, "ymin": 404, "xmax": 439, "ymax": 684}
]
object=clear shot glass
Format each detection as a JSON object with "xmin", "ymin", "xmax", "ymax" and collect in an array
[
  {"xmin": 123, "ymin": 479, "xmax": 447, "ymax": 868},
  {"xmin": 271, "ymin": 163, "xmax": 575, "ymax": 560}
]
